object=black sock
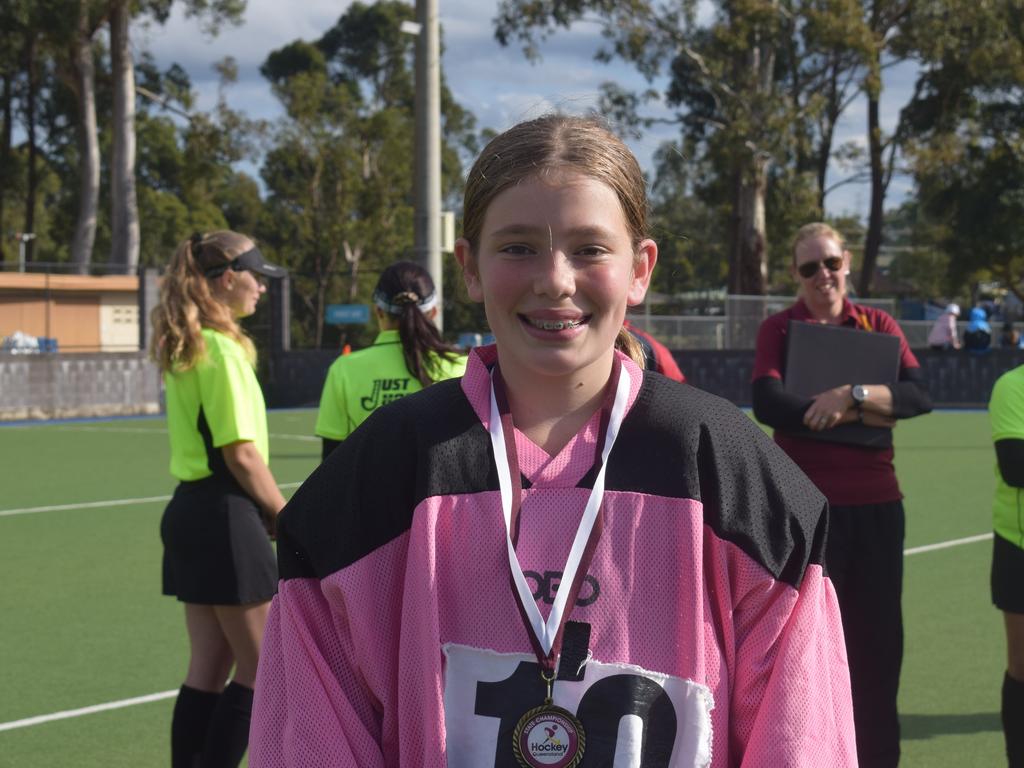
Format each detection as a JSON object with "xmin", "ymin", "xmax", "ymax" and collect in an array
[
  {"xmin": 171, "ymin": 685, "xmax": 220, "ymax": 768},
  {"xmin": 200, "ymin": 681, "xmax": 254, "ymax": 768},
  {"xmin": 1004, "ymin": 671, "xmax": 1024, "ymax": 767}
]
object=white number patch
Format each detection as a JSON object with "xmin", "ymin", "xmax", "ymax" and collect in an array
[{"xmin": 442, "ymin": 643, "xmax": 714, "ymax": 768}]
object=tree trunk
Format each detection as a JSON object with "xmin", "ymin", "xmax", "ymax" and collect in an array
[
  {"xmin": 71, "ymin": 2, "xmax": 99, "ymax": 274},
  {"xmin": 860, "ymin": 90, "xmax": 885, "ymax": 298},
  {"xmin": 735, "ymin": 156, "xmax": 770, "ymax": 295},
  {"xmin": 726, "ymin": 17, "xmax": 773, "ymax": 296},
  {"xmin": 109, "ymin": 1, "xmax": 139, "ymax": 272},
  {"xmin": 0, "ymin": 72, "xmax": 11, "ymax": 264},
  {"xmin": 815, "ymin": 59, "xmax": 842, "ymax": 216},
  {"xmin": 23, "ymin": 31, "xmax": 38, "ymax": 265},
  {"xmin": 347, "ymin": 248, "xmax": 360, "ymax": 302}
]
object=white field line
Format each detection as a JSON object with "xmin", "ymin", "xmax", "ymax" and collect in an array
[
  {"xmin": 904, "ymin": 531, "xmax": 993, "ymax": 556},
  {"xmin": 269, "ymin": 433, "xmax": 319, "ymax": 442},
  {"xmin": 0, "ymin": 481, "xmax": 303, "ymax": 518},
  {"xmin": 50, "ymin": 426, "xmax": 168, "ymax": 435},
  {"xmin": 45, "ymin": 425, "xmax": 318, "ymax": 442},
  {"xmin": 0, "ymin": 690, "xmax": 177, "ymax": 732},
  {"xmin": 0, "ymin": 526, "xmax": 995, "ymax": 732}
]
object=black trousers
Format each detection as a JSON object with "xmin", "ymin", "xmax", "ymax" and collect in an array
[{"xmin": 827, "ymin": 500, "xmax": 905, "ymax": 768}]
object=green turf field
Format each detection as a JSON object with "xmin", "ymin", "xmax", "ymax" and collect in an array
[{"xmin": 0, "ymin": 409, "xmax": 1006, "ymax": 765}]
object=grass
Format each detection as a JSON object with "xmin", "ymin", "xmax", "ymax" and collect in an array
[{"xmin": 0, "ymin": 408, "xmax": 1006, "ymax": 765}]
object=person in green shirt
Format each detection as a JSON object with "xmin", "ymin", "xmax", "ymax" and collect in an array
[
  {"xmin": 316, "ymin": 261, "xmax": 467, "ymax": 460},
  {"xmin": 989, "ymin": 364, "xmax": 1024, "ymax": 766},
  {"xmin": 151, "ymin": 230, "xmax": 287, "ymax": 768}
]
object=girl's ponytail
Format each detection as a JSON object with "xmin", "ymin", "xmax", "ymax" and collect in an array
[
  {"xmin": 614, "ymin": 326, "xmax": 646, "ymax": 369},
  {"xmin": 374, "ymin": 261, "xmax": 460, "ymax": 387}
]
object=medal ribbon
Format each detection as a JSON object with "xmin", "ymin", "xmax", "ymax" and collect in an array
[{"xmin": 488, "ymin": 357, "xmax": 629, "ymax": 675}]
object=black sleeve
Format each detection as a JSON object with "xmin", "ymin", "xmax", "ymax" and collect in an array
[
  {"xmin": 751, "ymin": 376, "xmax": 812, "ymax": 431},
  {"xmin": 321, "ymin": 437, "xmax": 341, "ymax": 463},
  {"xmin": 995, "ymin": 439, "xmax": 1024, "ymax": 487},
  {"xmin": 890, "ymin": 366, "xmax": 933, "ymax": 419}
]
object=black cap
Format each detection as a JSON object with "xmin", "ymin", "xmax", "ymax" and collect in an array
[
  {"xmin": 206, "ymin": 246, "xmax": 286, "ymax": 279},
  {"xmin": 233, "ymin": 247, "xmax": 286, "ymax": 278}
]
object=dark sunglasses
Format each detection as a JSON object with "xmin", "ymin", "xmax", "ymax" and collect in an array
[{"xmin": 796, "ymin": 256, "xmax": 843, "ymax": 279}]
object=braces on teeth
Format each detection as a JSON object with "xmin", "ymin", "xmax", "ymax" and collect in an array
[{"xmin": 535, "ymin": 319, "xmax": 581, "ymax": 331}]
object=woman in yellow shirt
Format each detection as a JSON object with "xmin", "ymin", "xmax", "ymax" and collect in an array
[
  {"xmin": 151, "ymin": 230, "xmax": 287, "ymax": 768},
  {"xmin": 316, "ymin": 261, "xmax": 467, "ymax": 459}
]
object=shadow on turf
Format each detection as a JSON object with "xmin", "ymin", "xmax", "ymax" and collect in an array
[{"xmin": 901, "ymin": 712, "xmax": 1001, "ymax": 739}]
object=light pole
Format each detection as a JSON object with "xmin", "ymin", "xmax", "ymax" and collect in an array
[
  {"xmin": 15, "ymin": 232, "xmax": 36, "ymax": 272},
  {"xmin": 411, "ymin": 0, "xmax": 443, "ymax": 330}
]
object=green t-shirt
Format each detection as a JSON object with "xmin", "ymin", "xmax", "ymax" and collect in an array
[
  {"xmin": 315, "ymin": 330, "xmax": 467, "ymax": 441},
  {"xmin": 990, "ymin": 363, "xmax": 1024, "ymax": 548},
  {"xmin": 164, "ymin": 328, "xmax": 270, "ymax": 481}
]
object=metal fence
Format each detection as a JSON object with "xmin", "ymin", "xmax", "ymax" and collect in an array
[
  {"xmin": 0, "ymin": 270, "xmax": 977, "ymax": 359},
  {"xmin": 630, "ymin": 296, "xmax": 899, "ymax": 350}
]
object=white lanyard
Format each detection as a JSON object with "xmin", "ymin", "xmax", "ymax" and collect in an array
[{"xmin": 487, "ymin": 364, "xmax": 631, "ymax": 656}]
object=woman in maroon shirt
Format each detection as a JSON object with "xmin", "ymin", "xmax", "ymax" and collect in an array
[{"xmin": 751, "ymin": 222, "xmax": 932, "ymax": 768}]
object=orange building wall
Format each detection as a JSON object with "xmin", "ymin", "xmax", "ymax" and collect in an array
[{"xmin": 0, "ymin": 273, "xmax": 138, "ymax": 351}]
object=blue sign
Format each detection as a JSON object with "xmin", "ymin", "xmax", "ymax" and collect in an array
[{"xmin": 325, "ymin": 304, "xmax": 371, "ymax": 325}]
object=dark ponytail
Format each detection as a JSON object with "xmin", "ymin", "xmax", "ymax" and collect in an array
[{"xmin": 373, "ymin": 261, "xmax": 460, "ymax": 387}]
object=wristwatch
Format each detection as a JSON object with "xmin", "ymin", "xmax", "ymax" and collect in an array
[{"xmin": 851, "ymin": 384, "xmax": 869, "ymax": 406}]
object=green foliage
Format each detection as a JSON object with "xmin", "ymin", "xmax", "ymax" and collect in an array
[
  {"xmin": 256, "ymin": 1, "xmax": 480, "ymax": 348},
  {"xmin": 905, "ymin": 0, "xmax": 1024, "ymax": 300},
  {"xmin": 765, "ymin": 167, "xmax": 821, "ymax": 287},
  {"xmin": 648, "ymin": 139, "xmax": 727, "ymax": 298},
  {"xmin": 882, "ymin": 201, "xmax": 955, "ymax": 302}
]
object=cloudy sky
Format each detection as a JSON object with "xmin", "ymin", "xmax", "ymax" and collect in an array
[{"xmin": 133, "ymin": 0, "xmax": 916, "ymax": 220}]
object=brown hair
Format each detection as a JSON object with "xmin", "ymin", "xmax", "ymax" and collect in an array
[
  {"xmin": 374, "ymin": 261, "xmax": 461, "ymax": 387},
  {"xmin": 461, "ymin": 114, "xmax": 650, "ymax": 367},
  {"xmin": 150, "ymin": 230, "xmax": 258, "ymax": 372},
  {"xmin": 792, "ymin": 222, "xmax": 845, "ymax": 262}
]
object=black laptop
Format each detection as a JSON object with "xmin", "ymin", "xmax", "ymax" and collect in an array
[{"xmin": 783, "ymin": 320, "xmax": 901, "ymax": 448}]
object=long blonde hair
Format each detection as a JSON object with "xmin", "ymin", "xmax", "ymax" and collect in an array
[
  {"xmin": 462, "ymin": 114, "xmax": 649, "ymax": 369},
  {"xmin": 150, "ymin": 230, "xmax": 258, "ymax": 372}
]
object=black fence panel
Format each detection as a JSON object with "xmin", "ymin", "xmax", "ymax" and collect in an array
[
  {"xmin": 263, "ymin": 349, "xmax": 338, "ymax": 409},
  {"xmin": 671, "ymin": 347, "xmax": 1024, "ymax": 409},
  {"xmin": 263, "ymin": 346, "xmax": 1024, "ymax": 411}
]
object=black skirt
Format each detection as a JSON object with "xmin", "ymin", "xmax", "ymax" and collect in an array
[
  {"xmin": 161, "ymin": 475, "xmax": 277, "ymax": 605},
  {"xmin": 992, "ymin": 532, "xmax": 1024, "ymax": 614}
]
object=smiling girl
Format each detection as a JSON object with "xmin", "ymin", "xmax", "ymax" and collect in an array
[{"xmin": 251, "ymin": 116, "xmax": 855, "ymax": 767}]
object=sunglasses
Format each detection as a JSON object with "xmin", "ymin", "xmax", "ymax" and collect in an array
[{"xmin": 796, "ymin": 256, "xmax": 844, "ymax": 279}]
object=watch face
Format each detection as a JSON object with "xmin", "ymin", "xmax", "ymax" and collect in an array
[{"xmin": 853, "ymin": 385, "xmax": 866, "ymax": 403}]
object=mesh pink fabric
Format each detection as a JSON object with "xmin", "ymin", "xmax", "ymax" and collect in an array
[
  {"xmin": 252, "ymin": 497, "xmax": 854, "ymax": 766},
  {"xmin": 459, "ymin": 344, "xmax": 643, "ymax": 485},
  {"xmin": 250, "ymin": 347, "xmax": 856, "ymax": 766}
]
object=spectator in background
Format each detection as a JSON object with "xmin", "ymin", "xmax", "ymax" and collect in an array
[
  {"xmin": 751, "ymin": 221, "xmax": 933, "ymax": 768},
  {"xmin": 1000, "ymin": 322, "xmax": 1021, "ymax": 349},
  {"xmin": 314, "ymin": 261, "xmax": 467, "ymax": 461},
  {"xmin": 623, "ymin": 318, "xmax": 685, "ymax": 382},
  {"xmin": 964, "ymin": 306, "xmax": 993, "ymax": 353},
  {"xmin": 988, "ymin": 364, "xmax": 1024, "ymax": 766},
  {"xmin": 927, "ymin": 303, "xmax": 961, "ymax": 350}
]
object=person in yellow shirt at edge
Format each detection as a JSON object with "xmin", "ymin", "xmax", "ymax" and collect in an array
[{"xmin": 315, "ymin": 261, "xmax": 468, "ymax": 460}]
